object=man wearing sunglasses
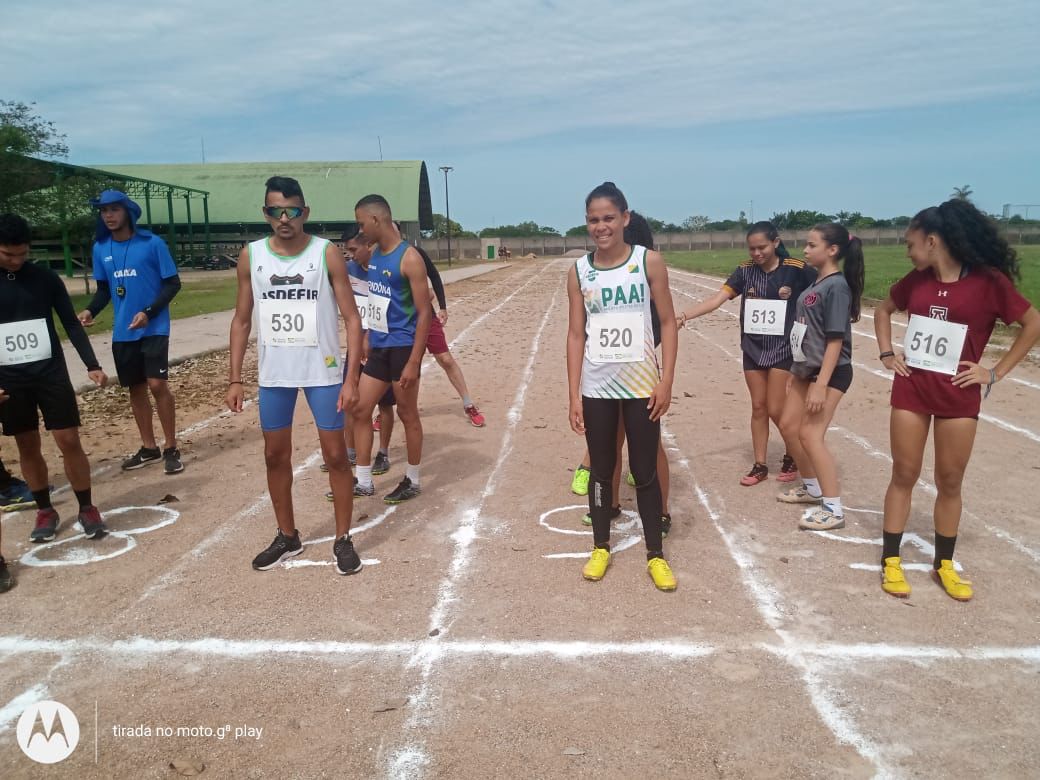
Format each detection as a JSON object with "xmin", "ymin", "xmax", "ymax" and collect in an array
[
  {"xmin": 78, "ymin": 190, "xmax": 184, "ymax": 475},
  {"xmin": 226, "ymin": 176, "xmax": 365, "ymax": 575}
]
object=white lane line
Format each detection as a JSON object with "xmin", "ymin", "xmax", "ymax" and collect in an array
[
  {"xmin": 682, "ymin": 454, "xmax": 894, "ymax": 777},
  {"xmin": 389, "ymin": 276, "xmax": 564, "ymax": 779},
  {"xmin": 0, "ymin": 683, "xmax": 49, "ymax": 735},
  {"xmin": 2, "ymin": 634, "xmax": 1035, "ymax": 664},
  {"xmin": 135, "ymin": 449, "xmax": 324, "ymax": 603},
  {"xmin": 829, "ymin": 425, "xmax": 1040, "ymax": 566},
  {"xmin": 678, "ymin": 298, "xmax": 1040, "ymax": 563}
]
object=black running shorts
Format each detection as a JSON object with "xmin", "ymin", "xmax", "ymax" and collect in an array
[
  {"xmin": 0, "ymin": 368, "xmax": 81, "ymax": 435},
  {"xmin": 363, "ymin": 346, "xmax": 417, "ymax": 384},
  {"xmin": 113, "ymin": 336, "xmax": 170, "ymax": 387}
]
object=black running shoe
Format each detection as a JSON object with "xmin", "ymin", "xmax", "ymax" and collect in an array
[
  {"xmin": 251, "ymin": 530, "xmax": 303, "ymax": 570},
  {"xmin": 661, "ymin": 512, "xmax": 672, "ymax": 538},
  {"xmin": 0, "ymin": 556, "xmax": 13, "ymax": 593},
  {"xmin": 372, "ymin": 451, "xmax": 390, "ymax": 476},
  {"xmin": 0, "ymin": 478, "xmax": 36, "ymax": 511},
  {"xmin": 30, "ymin": 508, "xmax": 59, "ymax": 543},
  {"xmin": 77, "ymin": 505, "xmax": 108, "ymax": 539},
  {"xmin": 334, "ymin": 535, "xmax": 363, "ymax": 575},
  {"xmin": 163, "ymin": 447, "xmax": 184, "ymax": 475},
  {"xmin": 384, "ymin": 477, "xmax": 420, "ymax": 504},
  {"xmin": 122, "ymin": 447, "xmax": 161, "ymax": 471}
]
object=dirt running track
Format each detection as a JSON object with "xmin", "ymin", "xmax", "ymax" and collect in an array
[{"xmin": 2, "ymin": 260, "xmax": 1039, "ymax": 778}]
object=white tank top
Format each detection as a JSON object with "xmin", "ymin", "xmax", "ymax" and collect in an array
[
  {"xmin": 576, "ymin": 245, "xmax": 660, "ymax": 399},
  {"xmin": 249, "ymin": 236, "xmax": 342, "ymax": 387}
]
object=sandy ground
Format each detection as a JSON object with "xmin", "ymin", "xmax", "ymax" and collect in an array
[{"xmin": 2, "ymin": 261, "xmax": 1039, "ymax": 778}]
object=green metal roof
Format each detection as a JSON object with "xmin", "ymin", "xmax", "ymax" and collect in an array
[{"xmin": 95, "ymin": 160, "xmax": 433, "ymax": 229}]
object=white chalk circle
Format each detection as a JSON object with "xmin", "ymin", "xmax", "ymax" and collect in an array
[
  {"xmin": 538, "ymin": 504, "xmax": 644, "ymax": 559},
  {"xmin": 20, "ymin": 506, "xmax": 180, "ymax": 568}
]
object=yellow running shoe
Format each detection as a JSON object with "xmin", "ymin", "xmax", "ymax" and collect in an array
[
  {"xmin": 571, "ymin": 465, "xmax": 590, "ymax": 496},
  {"xmin": 582, "ymin": 548, "xmax": 610, "ymax": 581},
  {"xmin": 647, "ymin": 557, "xmax": 677, "ymax": 591},
  {"xmin": 881, "ymin": 557, "xmax": 911, "ymax": 598},
  {"xmin": 933, "ymin": 560, "xmax": 973, "ymax": 602},
  {"xmin": 625, "ymin": 471, "xmax": 636, "ymax": 487}
]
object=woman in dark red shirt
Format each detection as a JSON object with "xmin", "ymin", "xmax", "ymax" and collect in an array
[{"xmin": 874, "ymin": 200, "xmax": 1040, "ymax": 602}]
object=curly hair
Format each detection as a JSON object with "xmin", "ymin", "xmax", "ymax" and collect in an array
[{"xmin": 910, "ymin": 199, "xmax": 1020, "ymax": 281}]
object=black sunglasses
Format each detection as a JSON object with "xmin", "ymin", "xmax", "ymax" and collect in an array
[{"xmin": 262, "ymin": 206, "xmax": 305, "ymax": 220}]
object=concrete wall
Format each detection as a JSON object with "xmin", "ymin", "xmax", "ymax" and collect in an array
[{"xmin": 418, "ymin": 227, "xmax": 1040, "ymax": 260}]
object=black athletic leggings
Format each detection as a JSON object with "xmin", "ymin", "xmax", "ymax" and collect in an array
[{"xmin": 582, "ymin": 396, "xmax": 663, "ymax": 556}]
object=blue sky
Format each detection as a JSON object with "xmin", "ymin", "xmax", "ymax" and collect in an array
[{"xmin": 5, "ymin": 0, "xmax": 1039, "ymax": 232}]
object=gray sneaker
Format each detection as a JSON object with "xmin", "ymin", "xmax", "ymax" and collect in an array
[
  {"xmin": 163, "ymin": 447, "xmax": 184, "ymax": 475},
  {"xmin": 353, "ymin": 481, "xmax": 375, "ymax": 498},
  {"xmin": 372, "ymin": 451, "xmax": 390, "ymax": 476},
  {"xmin": 777, "ymin": 485, "xmax": 823, "ymax": 504},
  {"xmin": 122, "ymin": 447, "xmax": 161, "ymax": 471}
]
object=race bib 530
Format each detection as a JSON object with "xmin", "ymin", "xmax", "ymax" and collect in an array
[{"xmin": 259, "ymin": 299, "xmax": 318, "ymax": 347}]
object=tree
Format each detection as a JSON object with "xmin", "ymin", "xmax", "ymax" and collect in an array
[
  {"xmin": 681, "ymin": 215, "xmax": 711, "ymax": 232},
  {"xmin": 951, "ymin": 185, "xmax": 973, "ymax": 201},
  {"xmin": 565, "ymin": 225, "xmax": 588, "ymax": 237},
  {"xmin": 423, "ymin": 213, "xmax": 474, "ymax": 239},
  {"xmin": 480, "ymin": 221, "xmax": 560, "ymax": 237},
  {"xmin": 1, "ymin": 101, "xmax": 70, "ymax": 213},
  {"xmin": 770, "ymin": 210, "xmax": 834, "ymax": 229}
]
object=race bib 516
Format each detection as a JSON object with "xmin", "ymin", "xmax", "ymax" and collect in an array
[{"xmin": 903, "ymin": 314, "xmax": 968, "ymax": 376}]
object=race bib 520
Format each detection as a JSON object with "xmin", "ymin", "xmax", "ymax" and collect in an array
[{"xmin": 588, "ymin": 311, "xmax": 643, "ymax": 363}]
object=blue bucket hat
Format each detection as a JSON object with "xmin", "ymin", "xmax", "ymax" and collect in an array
[{"xmin": 90, "ymin": 189, "xmax": 151, "ymax": 241}]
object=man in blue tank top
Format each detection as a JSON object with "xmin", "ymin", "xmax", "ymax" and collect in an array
[{"xmin": 351, "ymin": 194, "xmax": 431, "ymax": 504}]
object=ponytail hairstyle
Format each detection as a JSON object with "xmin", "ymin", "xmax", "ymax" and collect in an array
[
  {"xmin": 624, "ymin": 211, "xmax": 654, "ymax": 250},
  {"xmin": 746, "ymin": 220, "xmax": 790, "ymax": 259},
  {"xmin": 811, "ymin": 222, "xmax": 864, "ymax": 323},
  {"xmin": 909, "ymin": 199, "xmax": 1020, "ymax": 282},
  {"xmin": 585, "ymin": 181, "xmax": 629, "ymax": 213}
]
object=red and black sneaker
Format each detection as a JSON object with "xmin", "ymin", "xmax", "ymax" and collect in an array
[
  {"xmin": 777, "ymin": 453, "xmax": 799, "ymax": 483},
  {"xmin": 739, "ymin": 462, "xmax": 769, "ymax": 487},
  {"xmin": 30, "ymin": 508, "xmax": 59, "ymax": 543}
]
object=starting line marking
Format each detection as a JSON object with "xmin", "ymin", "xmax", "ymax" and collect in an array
[{"xmin": 0, "ymin": 634, "xmax": 1036, "ymax": 664}]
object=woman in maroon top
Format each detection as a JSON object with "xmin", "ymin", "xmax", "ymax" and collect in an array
[{"xmin": 874, "ymin": 200, "xmax": 1040, "ymax": 602}]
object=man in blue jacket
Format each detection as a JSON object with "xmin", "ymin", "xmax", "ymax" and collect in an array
[{"xmin": 78, "ymin": 190, "xmax": 185, "ymax": 474}]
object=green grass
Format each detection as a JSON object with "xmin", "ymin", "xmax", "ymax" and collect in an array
[
  {"xmin": 57, "ymin": 277, "xmax": 240, "ymax": 340},
  {"xmin": 664, "ymin": 245, "xmax": 1040, "ymax": 307}
]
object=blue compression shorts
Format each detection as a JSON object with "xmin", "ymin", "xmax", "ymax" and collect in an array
[{"xmin": 257, "ymin": 385, "xmax": 344, "ymax": 432}]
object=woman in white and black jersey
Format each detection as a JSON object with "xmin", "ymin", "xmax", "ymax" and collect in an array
[{"xmin": 566, "ymin": 182, "xmax": 679, "ymax": 591}]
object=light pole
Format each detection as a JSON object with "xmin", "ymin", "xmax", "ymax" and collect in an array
[{"xmin": 439, "ymin": 166, "xmax": 453, "ymax": 268}]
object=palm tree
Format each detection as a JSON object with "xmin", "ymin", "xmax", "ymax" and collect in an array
[{"xmin": 951, "ymin": 185, "xmax": 973, "ymax": 201}]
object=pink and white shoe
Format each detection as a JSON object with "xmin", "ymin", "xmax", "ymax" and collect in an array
[{"xmin": 776, "ymin": 453, "xmax": 799, "ymax": 483}]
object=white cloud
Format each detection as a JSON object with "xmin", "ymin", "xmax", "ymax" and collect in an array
[{"xmin": 3, "ymin": 0, "xmax": 1038, "ymax": 161}]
